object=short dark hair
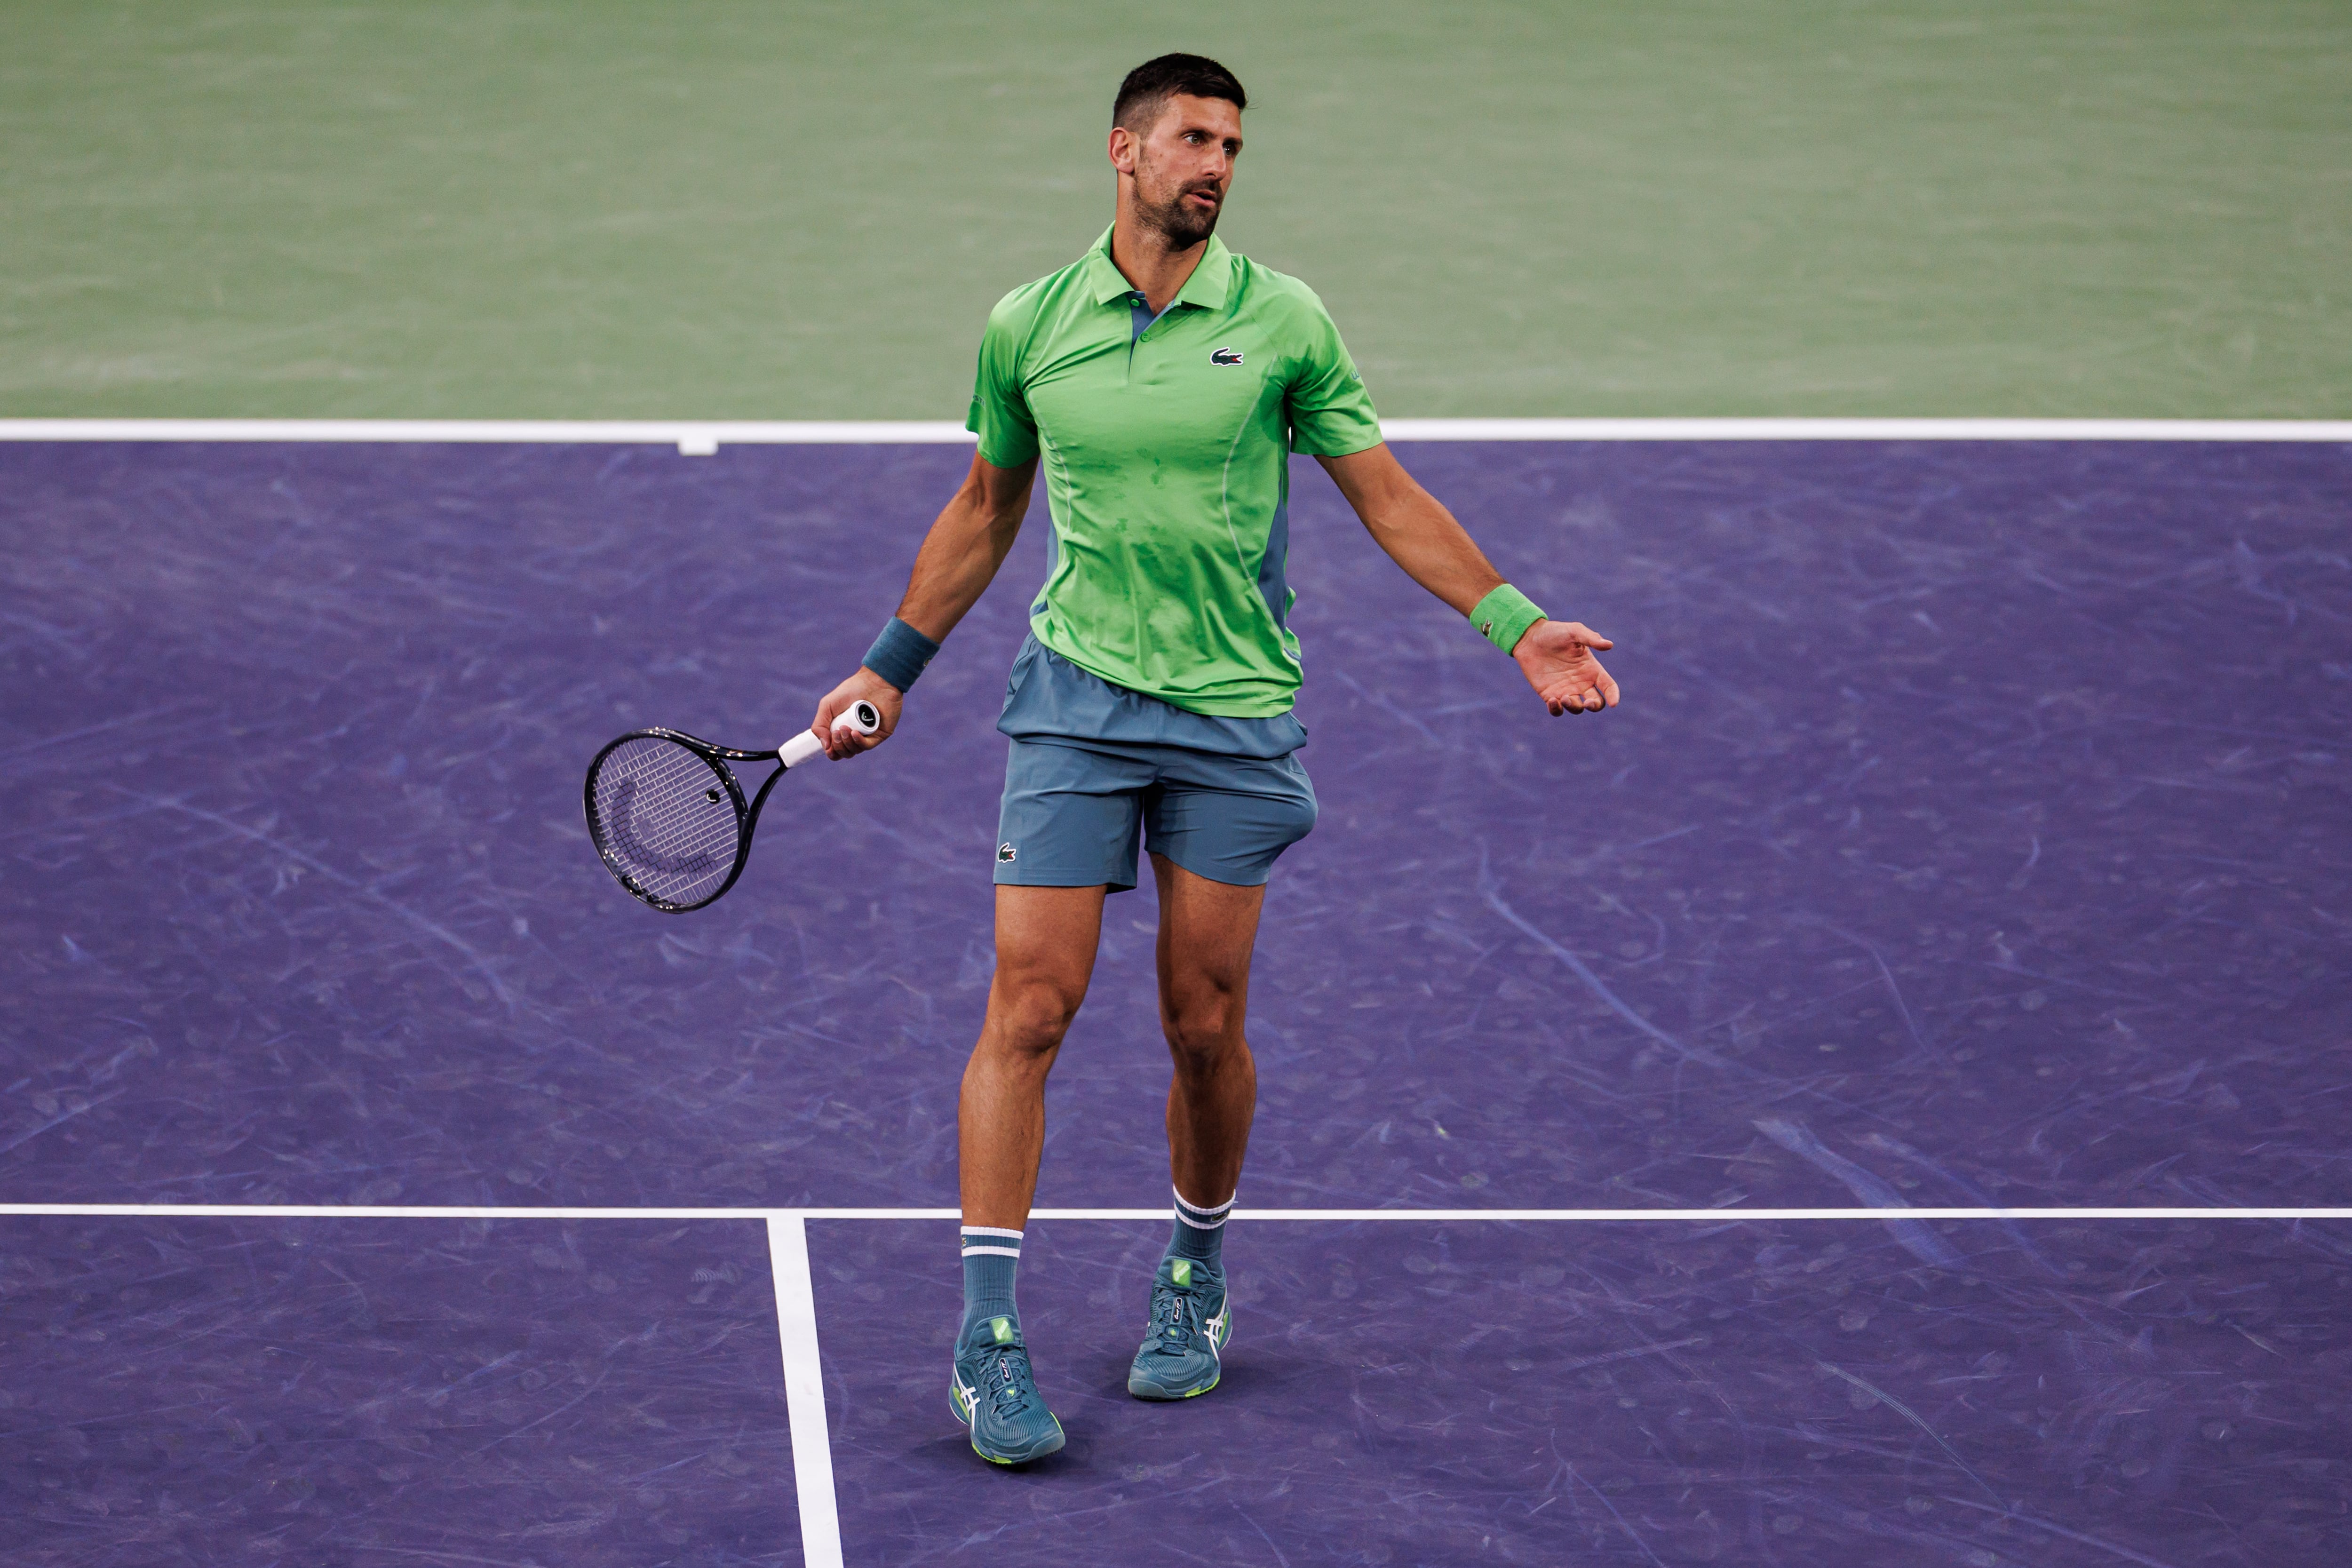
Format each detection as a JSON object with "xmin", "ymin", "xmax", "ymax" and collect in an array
[{"xmin": 1112, "ymin": 54, "xmax": 1246, "ymax": 134}]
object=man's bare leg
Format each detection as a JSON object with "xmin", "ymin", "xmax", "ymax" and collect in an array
[
  {"xmin": 1152, "ymin": 853, "xmax": 1266, "ymax": 1205},
  {"xmin": 949, "ymin": 883, "xmax": 1104, "ymax": 1462},
  {"xmin": 958, "ymin": 883, "xmax": 1107, "ymax": 1229},
  {"xmin": 1128, "ymin": 853, "xmax": 1264, "ymax": 1401}
]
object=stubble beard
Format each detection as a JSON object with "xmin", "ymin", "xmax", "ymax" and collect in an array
[{"xmin": 1135, "ymin": 158, "xmax": 1222, "ymax": 250}]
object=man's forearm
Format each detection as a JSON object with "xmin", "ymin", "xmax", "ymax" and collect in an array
[{"xmin": 1358, "ymin": 485, "xmax": 1505, "ymax": 616}]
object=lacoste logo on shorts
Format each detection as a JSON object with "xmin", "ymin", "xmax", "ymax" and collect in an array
[
  {"xmin": 997, "ymin": 843, "xmax": 1017, "ymax": 863},
  {"xmin": 1210, "ymin": 347, "xmax": 1244, "ymax": 366}
]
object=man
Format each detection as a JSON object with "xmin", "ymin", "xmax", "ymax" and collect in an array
[{"xmin": 810, "ymin": 54, "xmax": 1619, "ymax": 1465}]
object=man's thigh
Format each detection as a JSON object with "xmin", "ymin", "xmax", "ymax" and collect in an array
[
  {"xmin": 990, "ymin": 883, "xmax": 1108, "ymax": 1016},
  {"xmin": 1148, "ymin": 852, "xmax": 1268, "ymax": 1011}
]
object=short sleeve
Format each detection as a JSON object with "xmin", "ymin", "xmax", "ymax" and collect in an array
[
  {"xmin": 1285, "ymin": 298, "xmax": 1383, "ymax": 457},
  {"xmin": 965, "ymin": 294, "xmax": 1041, "ymax": 469}
]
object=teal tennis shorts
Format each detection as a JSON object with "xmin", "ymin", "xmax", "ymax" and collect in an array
[{"xmin": 993, "ymin": 738, "xmax": 1317, "ymax": 892}]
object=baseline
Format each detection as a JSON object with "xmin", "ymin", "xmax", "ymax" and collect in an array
[
  {"xmin": 1, "ymin": 417, "xmax": 2348, "ymax": 454},
  {"xmin": 5, "ymin": 1203, "xmax": 2348, "ymax": 1221}
]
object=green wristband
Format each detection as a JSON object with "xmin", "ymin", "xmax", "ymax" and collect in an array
[{"xmin": 1470, "ymin": 584, "xmax": 1546, "ymax": 654}]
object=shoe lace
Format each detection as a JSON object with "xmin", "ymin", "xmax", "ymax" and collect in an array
[
  {"xmin": 1144, "ymin": 1280, "xmax": 1204, "ymax": 1357},
  {"xmin": 975, "ymin": 1342, "xmax": 1038, "ymax": 1418}
]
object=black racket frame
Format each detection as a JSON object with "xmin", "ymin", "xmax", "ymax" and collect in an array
[{"xmin": 584, "ymin": 727, "xmax": 791, "ymax": 913}]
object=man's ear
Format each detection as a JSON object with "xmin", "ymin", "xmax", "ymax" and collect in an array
[{"xmin": 1108, "ymin": 126, "xmax": 1138, "ymax": 176}]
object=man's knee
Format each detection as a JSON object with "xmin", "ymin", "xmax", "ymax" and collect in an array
[
  {"xmin": 1162, "ymin": 990, "xmax": 1244, "ymax": 1070},
  {"xmin": 989, "ymin": 974, "xmax": 1085, "ymax": 1060}
]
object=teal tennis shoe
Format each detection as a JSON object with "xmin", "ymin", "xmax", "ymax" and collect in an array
[
  {"xmin": 950, "ymin": 1315, "xmax": 1065, "ymax": 1465},
  {"xmin": 1127, "ymin": 1256, "xmax": 1230, "ymax": 1400}
]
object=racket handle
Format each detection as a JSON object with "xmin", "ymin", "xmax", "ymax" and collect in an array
[{"xmin": 777, "ymin": 699, "xmax": 882, "ymax": 768}]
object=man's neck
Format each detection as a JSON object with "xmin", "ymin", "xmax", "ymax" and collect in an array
[{"xmin": 1108, "ymin": 209, "xmax": 1207, "ymax": 316}]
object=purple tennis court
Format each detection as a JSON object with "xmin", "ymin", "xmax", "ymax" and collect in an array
[{"xmin": 4, "ymin": 436, "xmax": 2348, "ymax": 1564}]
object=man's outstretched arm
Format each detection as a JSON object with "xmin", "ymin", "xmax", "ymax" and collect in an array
[
  {"xmin": 1316, "ymin": 443, "xmax": 1620, "ymax": 716},
  {"xmin": 811, "ymin": 452, "xmax": 1039, "ymax": 757}
]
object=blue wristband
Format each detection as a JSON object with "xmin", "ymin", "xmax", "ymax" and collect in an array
[{"xmin": 861, "ymin": 616, "xmax": 941, "ymax": 692}]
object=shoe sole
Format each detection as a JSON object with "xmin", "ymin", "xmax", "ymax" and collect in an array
[
  {"xmin": 1127, "ymin": 1369, "xmax": 1220, "ymax": 1401},
  {"xmin": 950, "ymin": 1381, "xmax": 1066, "ymax": 1465}
]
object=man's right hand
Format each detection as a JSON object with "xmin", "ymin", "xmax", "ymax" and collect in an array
[{"xmin": 812, "ymin": 668, "xmax": 902, "ymax": 760}]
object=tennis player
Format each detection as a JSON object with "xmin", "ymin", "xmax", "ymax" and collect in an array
[{"xmin": 811, "ymin": 54, "xmax": 1618, "ymax": 1465}]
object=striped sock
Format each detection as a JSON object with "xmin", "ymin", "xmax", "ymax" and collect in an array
[
  {"xmin": 1167, "ymin": 1187, "xmax": 1233, "ymax": 1269},
  {"xmin": 960, "ymin": 1226, "xmax": 1022, "ymax": 1341}
]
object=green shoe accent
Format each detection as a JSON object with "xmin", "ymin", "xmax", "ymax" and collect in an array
[
  {"xmin": 1128, "ymin": 1256, "xmax": 1229, "ymax": 1401},
  {"xmin": 951, "ymin": 1318, "xmax": 1065, "ymax": 1464}
]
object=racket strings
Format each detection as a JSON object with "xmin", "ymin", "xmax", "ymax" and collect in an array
[{"xmin": 587, "ymin": 737, "xmax": 743, "ymax": 907}]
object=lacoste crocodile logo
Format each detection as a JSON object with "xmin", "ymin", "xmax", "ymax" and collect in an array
[{"xmin": 1210, "ymin": 347, "xmax": 1244, "ymax": 366}]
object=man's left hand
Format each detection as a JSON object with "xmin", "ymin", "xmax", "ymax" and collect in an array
[{"xmin": 1513, "ymin": 619, "xmax": 1619, "ymax": 716}]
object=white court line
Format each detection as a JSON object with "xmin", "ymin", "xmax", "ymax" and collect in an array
[
  {"xmin": 0, "ymin": 418, "xmax": 2348, "ymax": 450},
  {"xmin": 0, "ymin": 419, "xmax": 977, "ymax": 447},
  {"xmin": 766, "ymin": 1217, "xmax": 844, "ymax": 1568},
  {"xmin": 1380, "ymin": 418, "xmax": 2352, "ymax": 443},
  {"xmin": 3, "ymin": 1203, "xmax": 2348, "ymax": 1221}
]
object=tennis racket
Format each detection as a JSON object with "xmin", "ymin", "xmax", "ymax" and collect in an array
[{"xmin": 584, "ymin": 700, "xmax": 882, "ymax": 912}]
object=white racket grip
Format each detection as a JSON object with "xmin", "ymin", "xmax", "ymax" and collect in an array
[{"xmin": 777, "ymin": 699, "xmax": 882, "ymax": 768}]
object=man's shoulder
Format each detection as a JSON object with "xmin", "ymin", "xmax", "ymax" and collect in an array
[
  {"xmin": 1226, "ymin": 254, "xmax": 1339, "ymax": 333},
  {"xmin": 984, "ymin": 249, "xmax": 1101, "ymax": 338}
]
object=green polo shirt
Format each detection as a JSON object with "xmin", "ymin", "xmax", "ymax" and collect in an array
[{"xmin": 966, "ymin": 226, "xmax": 1383, "ymax": 718}]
